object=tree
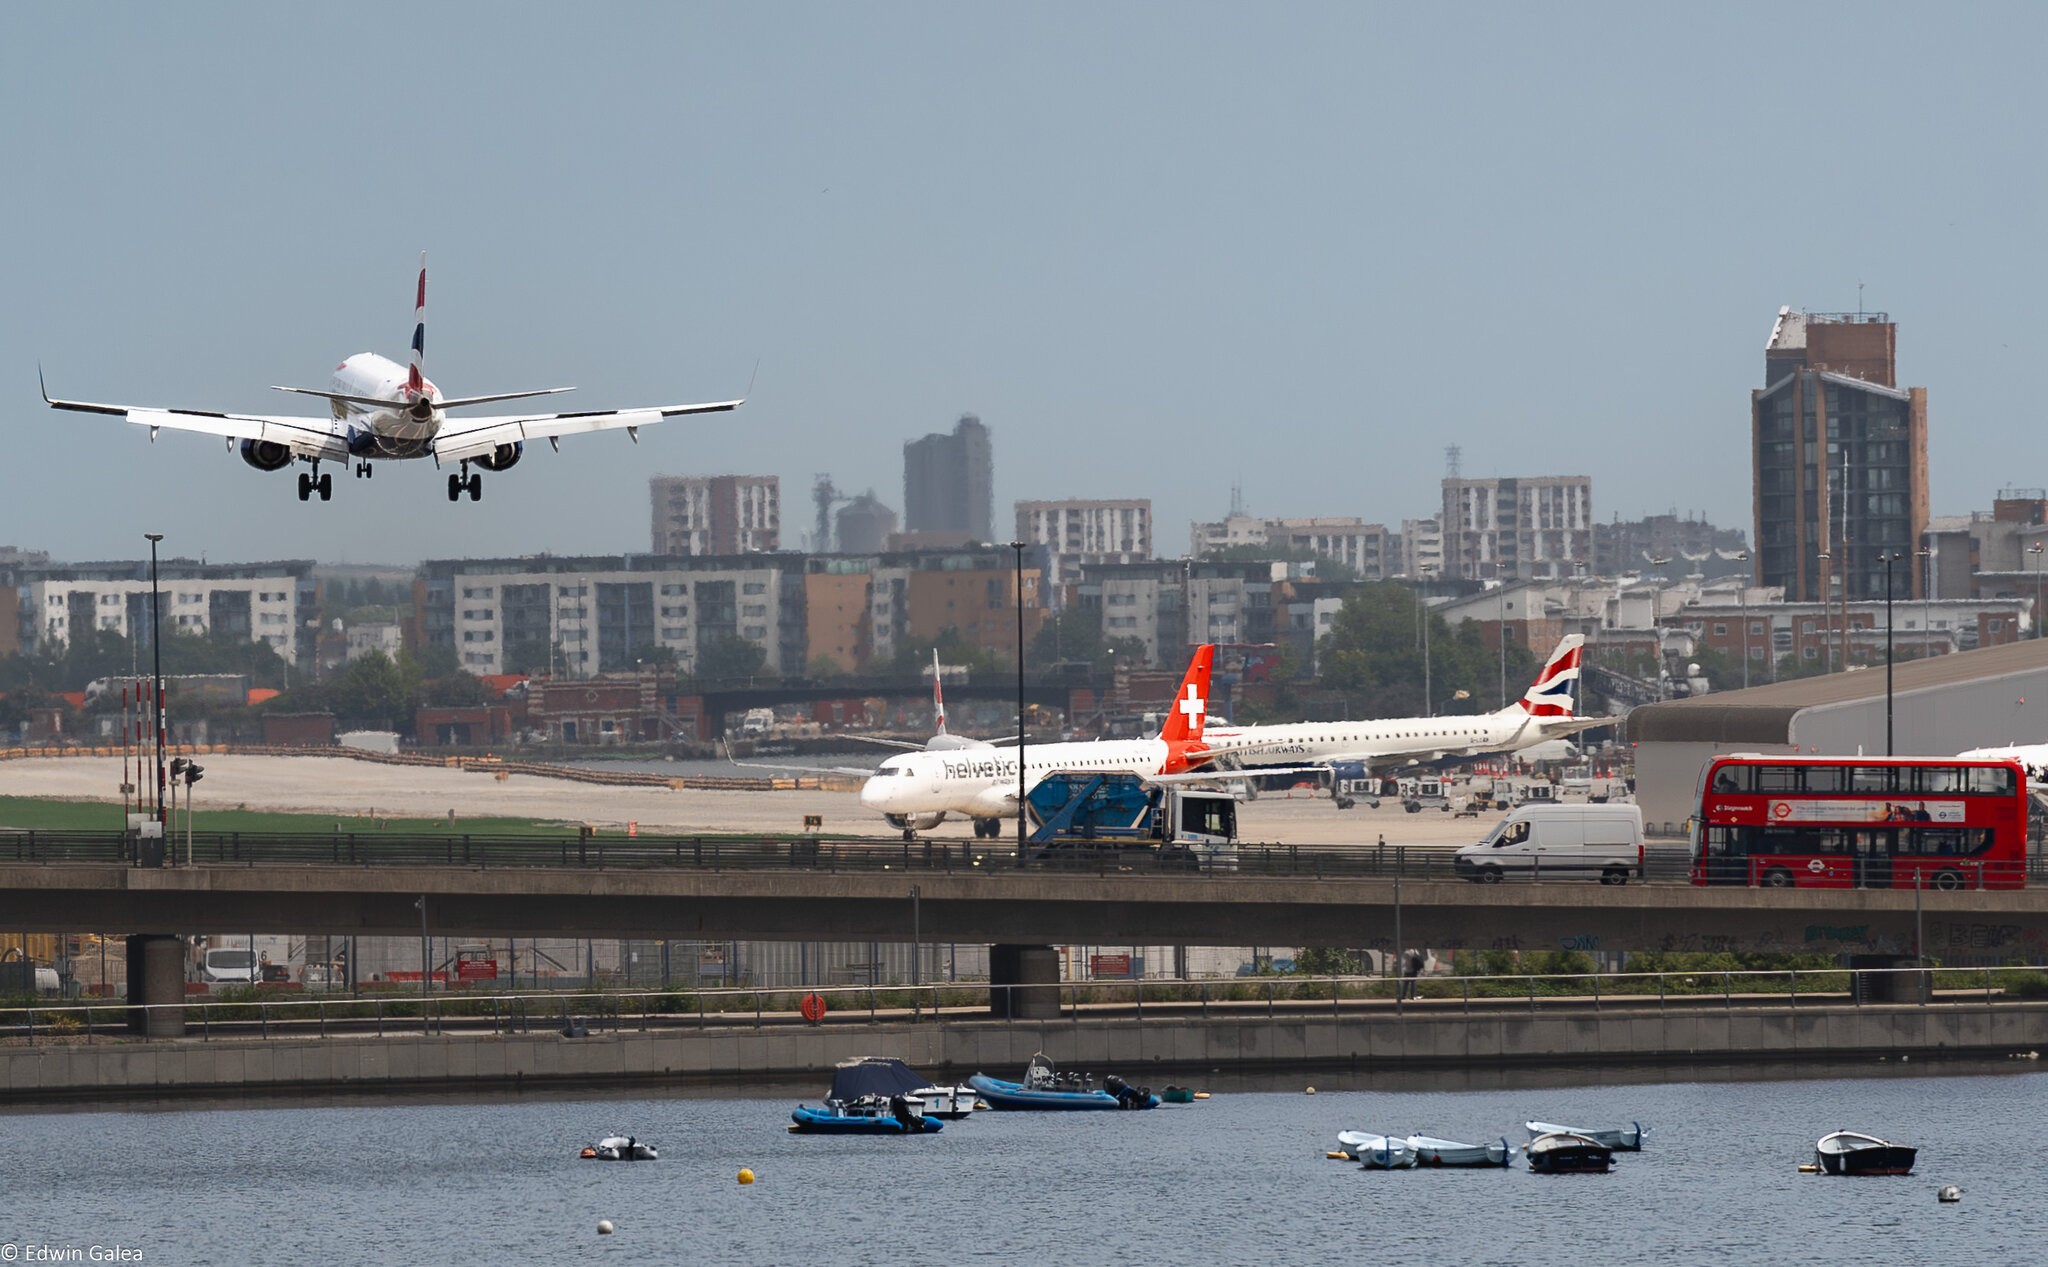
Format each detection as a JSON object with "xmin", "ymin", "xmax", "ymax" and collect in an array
[
  {"xmin": 696, "ymin": 634, "xmax": 768, "ymax": 681},
  {"xmin": 1292, "ymin": 947, "xmax": 1362, "ymax": 975}
]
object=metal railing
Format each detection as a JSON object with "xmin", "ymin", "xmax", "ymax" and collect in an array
[
  {"xmin": 4, "ymin": 964, "xmax": 2043, "ymax": 1045},
  {"xmin": 1, "ymin": 828, "xmax": 2041, "ymax": 886}
]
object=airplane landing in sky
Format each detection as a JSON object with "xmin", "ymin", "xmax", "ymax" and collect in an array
[{"xmin": 40, "ymin": 254, "xmax": 742, "ymax": 503}]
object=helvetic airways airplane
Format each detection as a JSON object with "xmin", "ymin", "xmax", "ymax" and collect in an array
[
  {"xmin": 1201, "ymin": 634, "xmax": 1610, "ymax": 787},
  {"xmin": 858, "ymin": 645, "xmax": 1218, "ymax": 838},
  {"xmin": 40, "ymin": 254, "xmax": 743, "ymax": 503}
]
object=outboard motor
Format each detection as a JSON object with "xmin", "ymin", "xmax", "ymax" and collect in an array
[{"xmin": 890, "ymin": 1095, "xmax": 918, "ymax": 1130}]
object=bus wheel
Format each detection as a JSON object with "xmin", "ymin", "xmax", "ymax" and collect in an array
[
  {"xmin": 1761, "ymin": 868, "xmax": 1795, "ymax": 888},
  {"xmin": 1932, "ymin": 869, "xmax": 1965, "ymax": 891}
]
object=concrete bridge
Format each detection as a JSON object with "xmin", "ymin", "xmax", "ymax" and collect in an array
[{"xmin": 3, "ymin": 862, "xmax": 2042, "ymax": 960}]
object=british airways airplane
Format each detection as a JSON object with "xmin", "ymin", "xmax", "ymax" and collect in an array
[
  {"xmin": 40, "ymin": 254, "xmax": 742, "ymax": 503},
  {"xmin": 1201, "ymin": 635, "xmax": 1610, "ymax": 789}
]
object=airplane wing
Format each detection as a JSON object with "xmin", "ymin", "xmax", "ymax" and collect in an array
[
  {"xmin": 432, "ymin": 397, "xmax": 743, "ymax": 464},
  {"xmin": 41, "ymin": 379, "xmax": 349, "ymax": 462},
  {"xmin": 720, "ymin": 743, "xmax": 878, "ymax": 779}
]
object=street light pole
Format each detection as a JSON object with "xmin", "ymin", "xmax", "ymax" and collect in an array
[
  {"xmin": 2031, "ymin": 542, "xmax": 2044, "ymax": 639},
  {"xmin": 1816, "ymin": 551, "xmax": 1833, "ymax": 672},
  {"xmin": 1881, "ymin": 551, "xmax": 1902, "ymax": 756},
  {"xmin": 1732, "ymin": 550, "xmax": 1751, "ymax": 689},
  {"xmin": 1419, "ymin": 565, "xmax": 1434, "ymax": 715},
  {"xmin": 1918, "ymin": 546, "xmax": 1933, "ymax": 658},
  {"xmin": 144, "ymin": 533, "xmax": 166, "ymax": 836},
  {"xmin": 1010, "ymin": 541, "xmax": 1027, "ymax": 865}
]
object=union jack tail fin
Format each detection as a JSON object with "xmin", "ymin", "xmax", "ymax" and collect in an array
[
  {"xmin": 406, "ymin": 251, "xmax": 427, "ymax": 398},
  {"xmin": 931, "ymin": 649, "xmax": 948, "ymax": 736},
  {"xmin": 1157, "ymin": 644, "xmax": 1215, "ymax": 745},
  {"xmin": 1516, "ymin": 634, "xmax": 1584, "ymax": 717}
]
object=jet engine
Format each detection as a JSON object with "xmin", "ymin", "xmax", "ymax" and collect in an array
[
  {"xmin": 884, "ymin": 812, "xmax": 946, "ymax": 831},
  {"xmin": 239, "ymin": 439, "xmax": 293, "ymax": 472},
  {"xmin": 473, "ymin": 441, "xmax": 523, "ymax": 471}
]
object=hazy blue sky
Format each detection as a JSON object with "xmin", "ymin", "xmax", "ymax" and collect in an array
[{"xmin": 5, "ymin": 3, "xmax": 2043, "ymax": 567}]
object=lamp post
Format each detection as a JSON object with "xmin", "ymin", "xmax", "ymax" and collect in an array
[
  {"xmin": 1816, "ymin": 550, "xmax": 1833, "ymax": 672},
  {"xmin": 2031, "ymin": 542, "xmax": 2045, "ymax": 639},
  {"xmin": 1732, "ymin": 550, "xmax": 1751, "ymax": 689},
  {"xmin": 1880, "ymin": 551, "xmax": 1902, "ymax": 756},
  {"xmin": 1010, "ymin": 541, "xmax": 1027, "ymax": 864},
  {"xmin": 1419, "ymin": 565, "xmax": 1435, "ymax": 715},
  {"xmin": 1917, "ymin": 546, "xmax": 1933, "ymax": 657},
  {"xmin": 144, "ymin": 533, "xmax": 166, "ymax": 838}
]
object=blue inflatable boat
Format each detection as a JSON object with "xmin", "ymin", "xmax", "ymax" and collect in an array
[
  {"xmin": 967, "ymin": 1053, "xmax": 1159, "ymax": 1111},
  {"xmin": 789, "ymin": 1099, "xmax": 943, "ymax": 1134}
]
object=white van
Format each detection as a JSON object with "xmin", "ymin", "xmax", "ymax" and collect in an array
[
  {"xmin": 199, "ymin": 947, "xmax": 257, "ymax": 986},
  {"xmin": 1453, "ymin": 804, "xmax": 1644, "ymax": 885}
]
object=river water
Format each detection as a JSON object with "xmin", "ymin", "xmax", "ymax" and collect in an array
[{"xmin": 2, "ymin": 1060, "xmax": 2040, "ymax": 1265}]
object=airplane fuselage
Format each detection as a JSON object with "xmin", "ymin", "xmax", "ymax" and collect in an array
[
  {"xmin": 1205, "ymin": 711, "xmax": 1540, "ymax": 771},
  {"xmin": 859, "ymin": 738, "xmax": 1181, "ymax": 820},
  {"xmin": 332, "ymin": 353, "xmax": 444, "ymax": 459}
]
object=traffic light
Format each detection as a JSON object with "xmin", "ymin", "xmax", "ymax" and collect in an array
[
  {"xmin": 182, "ymin": 762, "xmax": 203, "ymax": 787},
  {"xmin": 169, "ymin": 758, "xmax": 187, "ymax": 777}
]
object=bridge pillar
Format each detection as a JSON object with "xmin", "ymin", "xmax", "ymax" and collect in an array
[
  {"xmin": 125, "ymin": 935, "xmax": 187, "ymax": 1038},
  {"xmin": 989, "ymin": 944, "xmax": 1060, "ymax": 1019}
]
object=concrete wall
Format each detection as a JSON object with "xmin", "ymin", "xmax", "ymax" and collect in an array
[{"xmin": 6, "ymin": 1004, "xmax": 2044, "ymax": 1102}]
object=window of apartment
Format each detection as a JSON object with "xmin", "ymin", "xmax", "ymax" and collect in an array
[
  {"xmin": 660, "ymin": 584, "xmax": 685, "ymax": 596},
  {"xmin": 462, "ymin": 609, "xmax": 493, "ymax": 621},
  {"xmin": 742, "ymin": 582, "xmax": 767, "ymax": 595},
  {"xmin": 461, "ymin": 587, "xmax": 495, "ymax": 599},
  {"xmin": 661, "ymin": 626, "xmax": 686, "ymax": 639},
  {"xmin": 743, "ymin": 604, "xmax": 766, "ymax": 618},
  {"xmin": 1713, "ymin": 623, "xmax": 1726, "ymax": 636},
  {"xmin": 660, "ymin": 605, "xmax": 688, "ymax": 618},
  {"xmin": 1803, "ymin": 646, "xmax": 1818, "ymax": 660},
  {"xmin": 742, "ymin": 625, "xmax": 766, "ymax": 638},
  {"xmin": 100, "ymin": 594, "xmax": 119, "ymax": 606}
]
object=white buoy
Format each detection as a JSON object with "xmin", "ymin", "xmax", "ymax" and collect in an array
[
  {"xmin": 1938, "ymin": 1186, "xmax": 1962, "ymax": 1203},
  {"xmin": 597, "ymin": 1220, "xmax": 614, "ymax": 1235},
  {"xmin": 1305, "ymin": 1086, "xmax": 1317, "ymax": 1095}
]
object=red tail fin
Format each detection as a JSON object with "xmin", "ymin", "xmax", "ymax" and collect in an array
[
  {"xmin": 406, "ymin": 251, "xmax": 427, "ymax": 398},
  {"xmin": 1157, "ymin": 644, "xmax": 1214, "ymax": 745}
]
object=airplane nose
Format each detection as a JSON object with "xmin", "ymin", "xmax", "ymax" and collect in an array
[{"xmin": 858, "ymin": 779, "xmax": 885, "ymax": 809}]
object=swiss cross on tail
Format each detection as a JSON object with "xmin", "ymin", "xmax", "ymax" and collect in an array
[
  {"xmin": 1158, "ymin": 645, "xmax": 1216, "ymax": 770},
  {"xmin": 1517, "ymin": 634, "xmax": 1585, "ymax": 718}
]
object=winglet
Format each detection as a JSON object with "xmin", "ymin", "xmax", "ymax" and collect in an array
[
  {"xmin": 37, "ymin": 363, "xmax": 50, "ymax": 404},
  {"xmin": 407, "ymin": 251, "xmax": 427, "ymax": 398}
]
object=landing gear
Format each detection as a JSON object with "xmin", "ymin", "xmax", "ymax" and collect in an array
[
  {"xmin": 355, "ymin": 461, "xmax": 373, "ymax": 478},
  {"xmin": 297, "ymin": 467, "xmax": 332, "ymax": 502},
  {"xmin": 447, "ymin": 463, "xmax": 482, "ymax": 502}
]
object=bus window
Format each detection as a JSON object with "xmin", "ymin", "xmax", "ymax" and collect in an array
[
  {"xmin": 1711, "ymin": 765, "xmax": 1748, "ymax": 793},
  {"xmin": 1757, "ymin": 765, "xmax": 1800, "ymax": 792},
  {"xmin": 1802, "ymin": 765, "xmax": 1845, "ymax": 793},
  {"xmin": 1966, "ymin": 766, "xmax": 2016, "ymax": 795},
  {"xmin": 1912, "ymin": 766, "xmax": 1964, "ymax": 795},
  {"xmin": 1849, "ymin": 766, "xmax": 1893, "ymax": 794}
]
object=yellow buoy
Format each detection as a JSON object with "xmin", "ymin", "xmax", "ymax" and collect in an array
[
  {"xmin": 738, "ymin": 1168, "xmax": 756, "ymax": 1185},
  {"xmin": 1193, "ymin": 1092, "xmax": 1210, "ymax": 1100},
  {"xmin": 1798, "ymin": 1164, "xmax": 1820, "ymax": 1174},
  {"xmin": 1326, "ymin": 1151, "xmax": 1353, "ymax": 1161}
]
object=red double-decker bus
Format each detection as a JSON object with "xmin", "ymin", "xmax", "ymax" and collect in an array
[{"xmin": 1691, "ymin": 755, "xmax": 2030, "ymax": 890}]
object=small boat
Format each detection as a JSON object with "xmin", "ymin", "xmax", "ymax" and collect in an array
[
  {"xmin": 1525, "ymin": 1131, "xmax": 1613, "ymax": 1174},
  {"xmin": 788, "ymin": 1056, "xmax": 952, "ymax": 1135},
  {"xmin": 1407, "ymin": 1135, "xmax": 1512, "ymax": 1168},
  {"xmin": 581, "ymin": 1134, "xmax": 658, "ymax": 1161},
  {"xmin": 1525, "ymin": 1119, "xmax": 1645, "ymax": 1151},
  {"xmin": 1815, "ymin": 1130, "xmax": 1917, "ymax": 1176},
  {"xmin": 790, "ymin": 1095, "xmax": 942, "ymax": 1134},
  {"xmin": 967, "ymin": 1052, "xmax": 1159, "ymax": 1111},
  {"xmin": 912, "ymin": 1083, "xmax": 980, "ymax": 1121},
  {"xmin": 1160, "ymin": 1086, "xmax": 1199, "ymax": 1104},
  {"xmin": 1336, "ymin": 1131, "xmax": 1417, "ymax": 1169}
]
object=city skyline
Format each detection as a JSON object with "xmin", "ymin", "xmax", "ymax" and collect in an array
[{"xmin": 7, "ymin": 4, "xmax": 2046, "ymax": 566}]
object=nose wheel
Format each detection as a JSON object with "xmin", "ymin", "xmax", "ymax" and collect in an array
[
  {"xmin": 297, "ymin": 468, "xmax": 333, "ymax": 502},
  {"xmin": 447, "ymin": 466, "xmax": 483, "ymax": 502},
  {"xmin": 355, "ymin": 461, "xmax": 373, "ymax": 478}
]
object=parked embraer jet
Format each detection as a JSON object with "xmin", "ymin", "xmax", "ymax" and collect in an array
[
  {"xmin": 40, "ymin": 254, "xmax": 742, "ymax": 503},
  {"xmin": 858, "ymin": 645, "xmax": 1219, "ymax": 838},
  {"xmin": 1201, "ymin": 635, "xmax": 1612, "ymax": 799}
]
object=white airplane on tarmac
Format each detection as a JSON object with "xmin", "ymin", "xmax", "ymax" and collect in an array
[
  {"xmin": 1200, "ymin": 635, "xmax": 1614, "ymax": 802},
  {"xmin": 858, "ymin": 645, "xmax": 1220, "ymax": 839},
  {"xmin": 40, "ymin": 254, "xmax": 743, "ymax": 503},
  {"xmin": 1957, "ymin": 742, "xmax": 2048, "ymax": 782}
]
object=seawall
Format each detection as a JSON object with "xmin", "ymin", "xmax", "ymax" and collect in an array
[{"xmin": 4, "ymin": 1001, "xmax": 2044, "ymax": 1103}]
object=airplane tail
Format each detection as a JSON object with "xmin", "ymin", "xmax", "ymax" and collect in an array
[
  {"xmin": 931, "ymin": 649, "xmax": 949, "ymax": 737},
  {"xmin": 1158, "ymin": 644, "xmax": 1216, "ymax": 746},
  {"xmin": 406, "ymin": 251, "xmax": 427, "ymax": 398},
  {"xmin": 1512, "ymin": 634, "xmax": 1585, "ymax": 718}
]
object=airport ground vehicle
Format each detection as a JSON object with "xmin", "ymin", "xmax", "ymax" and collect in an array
[
  {"xmin": 1453, "ymin": 804, "xmax": 1645, "ymax": 884},
  {"xmin": 1024, "ymin": 773, "xmax": 1238, "ymax": 870},
  {"xmin": 1689, "ymin": 755, "xmax": 2028, "ymax": 890}
]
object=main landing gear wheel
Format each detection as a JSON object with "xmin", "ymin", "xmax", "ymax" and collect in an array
[
  {"xmin": 355, "ymin": 461, "xmax": 373, "ymax": 478},
  {"xmin": 448, "ymin": 468, "xmax": 483, "ymax": 502},
  {"xmin": 298, "ymin": 471, "xmax": 333, "ymax": 502}
]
